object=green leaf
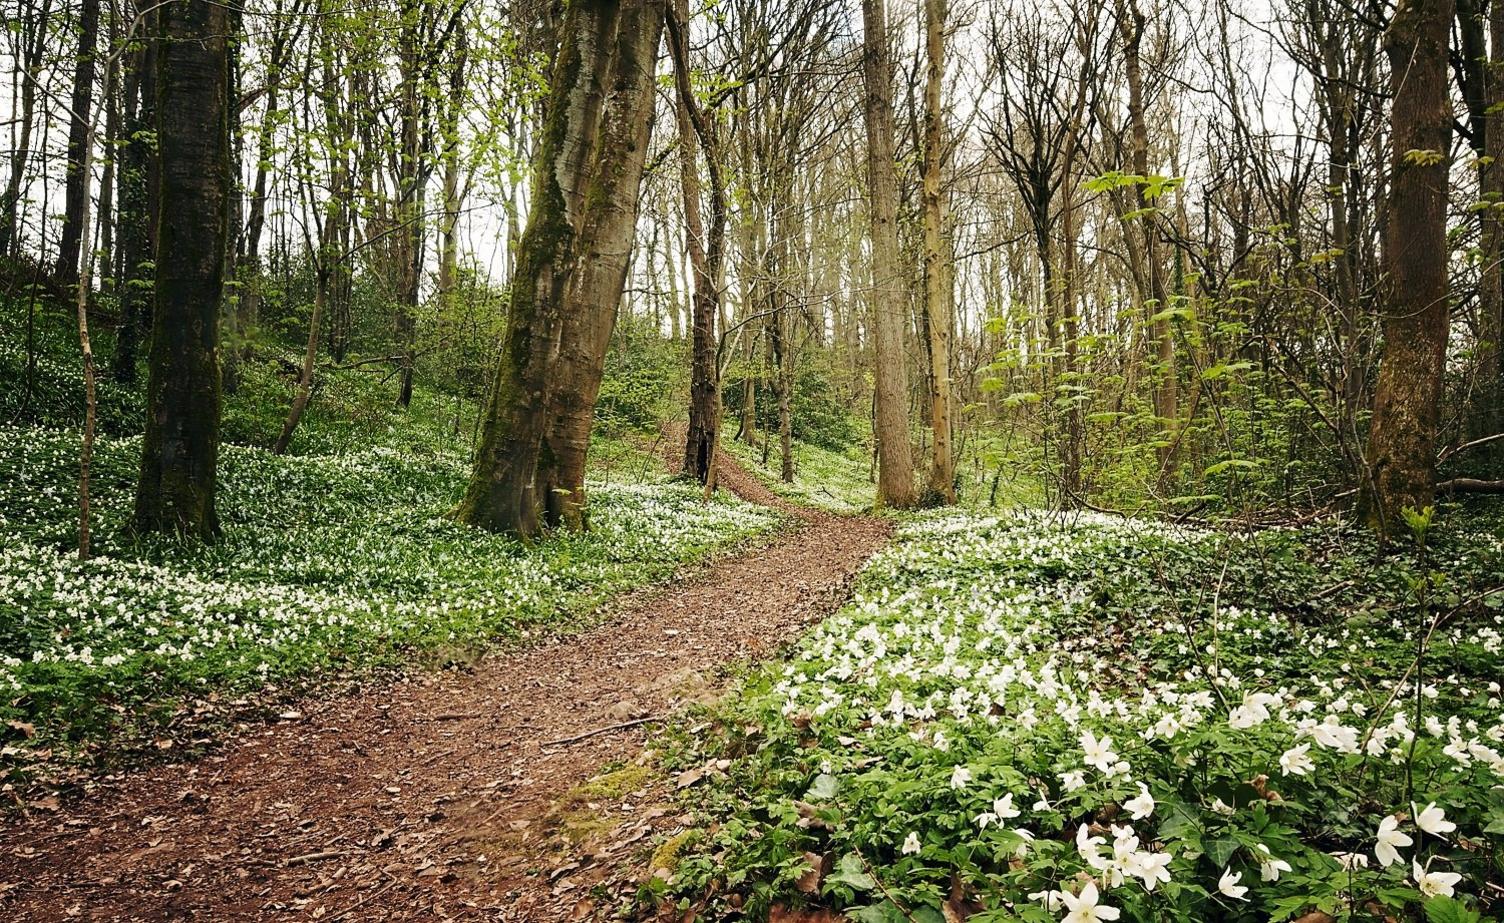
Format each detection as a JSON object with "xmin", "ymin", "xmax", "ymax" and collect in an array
[
  {"xmin": 1205, "ymin": 836, "xmax": 1239, "ymax": 867},
  {"xmin": 827, "ymin": 853, "xmax": 876, "ymax": 892},
  {"xmin": 805, "ymin": 773, "xmax": 839, "ymax": 801},
  {"xmin": 1424, "ymin": 896, "xmax": 1482, "ymax": 923}
]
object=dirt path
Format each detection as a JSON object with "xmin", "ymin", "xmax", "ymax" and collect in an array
[{"xmin": 0, "ymin": 448, "xmax": 889, "ymax": 922}]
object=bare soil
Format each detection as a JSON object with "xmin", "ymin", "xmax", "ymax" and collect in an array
[{"xmin": 0, "ymin": 445, "xmax": 889, "ymax": 922}]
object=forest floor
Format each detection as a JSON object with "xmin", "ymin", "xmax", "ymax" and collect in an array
[{"xmin": 0, "ymin": 446, "xmax": 891, "ymax": 922}]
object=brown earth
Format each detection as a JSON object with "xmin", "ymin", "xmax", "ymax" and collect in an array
[{"xmin": 0, "ymin": 443, "xmax": 889, "ymax": 922}]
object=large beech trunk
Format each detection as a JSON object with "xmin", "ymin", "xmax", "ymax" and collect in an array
[
  {"xmin": 458, "ymin": 0, "xmax": 664, "ymax": 538},
  {"xmin": 539, "ymin": 0, "xmax": 665, "ymax": 531},
  {"xmin": 1359, "ymin": 0, "xmax": 1454, "ymax": 534},
  {"xmin": 861, "ymin": 0, "xmax": 917, "ymax": 509},
  {"xmin": 133, "ymin": 0, "xmax": 230, "ymax": 539}
]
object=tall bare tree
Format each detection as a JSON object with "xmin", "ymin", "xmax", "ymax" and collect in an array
[{"xmin": 861, "ymin": 0, "xmax": 917, "ymax": 508}]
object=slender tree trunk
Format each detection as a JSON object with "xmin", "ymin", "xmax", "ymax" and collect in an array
[
  {"xmin": 458, "ymin": 0, "xmax": 640, "ymax": 538},
  {"xmin": 1119, "ymin": 0, "xmax": 1176, "ymax": 474},
  {"xmin": 96, "ymin": 18, "xmax": 118, "ymax": 284},
  {"xmin": 672, "ymin": 0, "xmax": 723, "ymax": 487},
  {"xmin": 273, "ymin": 276, "xmax": 324, "ymax": 454},
  {"xmin": 1475, "ymin": 0, "xmax": 1504, "ymax": 449},
  {"xmin": 1359, "ymin": 0, "xmax": 1454, "ymax": 535},
  {"xmin": 56, "ymin": 0, "xmax": 101, "ymax": 282},
  {"xmin": 110, "ymin": 12, "xmax": 153, "ymax": 383},
  {"xmin": 0, "ymin": 0, "xmax": 51, "ymax": 258},
  {"xmin": 539, "ymin": 0, "xmax": 664, "ymax": 530},
  {"xmin": 921, "ymin": 0, "xmax": 953, "ymax": 504},
  {"xmin": 134, "ymin": 0, "xmax": 230, "ymax": 539},
  {"xmin": 861, "ymin": 0, "xmax": 917, "ymax": 508}
]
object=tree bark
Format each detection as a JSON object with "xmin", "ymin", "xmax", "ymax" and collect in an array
[
  {"xmin": 458, "ymin": 0, "xmax": 650, "ymax": 538},
  {"xmin": 110, "ymin": 4, "xmax": 155, "ymax": 384},
  {"xmin": 56, "ymin": 0, "xmax": 101, "ymax": 283},
  {"xmin": 539, "ymin": 0, "xmax": 664, "ymax": 530},
  {"xmin": 671, "ymin": 0, "xmax": 724, "ymax": 488},
  {"xmin": 921, "ymin": 0, "xmax": 953, "ymax": 504},
  {"xmin": 1358, "ymin": 0, "xmax": 1454, "ymax": 535},
  {"xmin": 1119, "ymin": 0, "xmax": 1176, "ymax": 475},
  {"xmin": 1474, "ymin": 0, "xmax": 1504, "ymax": 447},
  {"xmin": 134, "ymin": 0, "xmax": 230, "ymax": 539},
  {"xmin": 861, "ymin": 0, "xmax": 917, "ymax": 509}
]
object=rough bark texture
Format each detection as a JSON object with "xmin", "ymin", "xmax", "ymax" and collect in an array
[
  {"xmin": 539, "ymin": 0, "xmax": 664, "ymax": 530},
  {"xmin": 861, "ymin": 0, "xmax": 917, "ymax": 509},
  {"xmin": 672, "ymin": 0, "xmax": 724, "ymax": 489},
  {"xmin": 133, "ymin": 0, "xmax": 230, "ymax": 539},
  {"xmin": 921, "ymin": 0, "xmax": 953, "ymax": 504},
  {"xmin": 1359, "ymin": 0, "xmax": 1454, "ymax": 534},
  {"xmin": 459, "ymin": 0, "xmax": 654, "ymax": 538},
  {"xmin": 56, "ymin": 0, "xmax": 100, "ymax": 282}
]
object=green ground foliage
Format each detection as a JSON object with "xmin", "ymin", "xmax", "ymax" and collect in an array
[{"xmin": 657, "ymin": 507, "xmax": 1504, "ymax": 921}]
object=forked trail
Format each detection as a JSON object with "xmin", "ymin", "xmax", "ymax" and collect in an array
[{"xmin": 0, "ymin": 448, "xmax": 888, "ymax": 922}]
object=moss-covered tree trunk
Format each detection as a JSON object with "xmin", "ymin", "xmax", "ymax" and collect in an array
[
  {"xmin": 133, "ymin": 0, "xmax": 230, "ymax": 540},
  {"xmin": 458, "ymin": 0, "xmax": 642, "ymax": 538},
  {"xmin": 539, "ymin": 0, "xmax": 665, "ymax": 531},
  {"xmin": 1359, "ymin": 0, "xmax": 1454, "ymax": 535}
]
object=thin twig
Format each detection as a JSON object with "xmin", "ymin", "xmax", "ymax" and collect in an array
[{"xmin": 541, "ymin": 715, "xmax": 662, "ymax": 747}]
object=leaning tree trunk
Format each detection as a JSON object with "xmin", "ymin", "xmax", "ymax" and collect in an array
[
  {"xmin": 457, "ymin": 0, "xmax": 633, "ymax": 538},
  {"xmin": 56, "ymin": 0, "xmax": 100, "ymax": 283},
  {"xmin": 539, "ymin": 0, "xmax": 665, "ymax": 531},
  {"xmin": 1359, "ymin": 0, "xmax": 1454, "ymax": 535},
  {"xmin": 133, "ymin": 0, "xmax": 229, "ymax": 539},
  {"xmin": 861, "ymin": 0, "xmax": 917, "ymax": 509}
]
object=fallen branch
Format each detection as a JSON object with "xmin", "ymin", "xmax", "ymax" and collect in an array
[
  {"xmin": 542, "ymin": 715, "xmax": 662, "ymax": 747},
  {"xmin": 1436, "ymin": 477, "xmax": 1504, "ymax": 494},
  {"xmin": 1438, "ymin": 431, "xmax": 1504, "ymax": 464}
]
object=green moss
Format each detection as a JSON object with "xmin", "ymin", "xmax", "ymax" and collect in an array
[{"xmin": 648, "ymin": 828, "xmax": 699, "ymax": 875}]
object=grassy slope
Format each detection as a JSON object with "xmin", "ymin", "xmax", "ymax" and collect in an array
[{"xmin": 722, "ymin": 435, "xmax": 877, "ymax": 514}]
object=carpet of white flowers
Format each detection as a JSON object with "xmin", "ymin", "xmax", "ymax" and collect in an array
[
  {"xmin": 665, "ymin": 510, "xmax": 1504, "ymax": 923},
  {"xmin": 0, "ymin": 425, "xmax": 779, "ymax": 773}
]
